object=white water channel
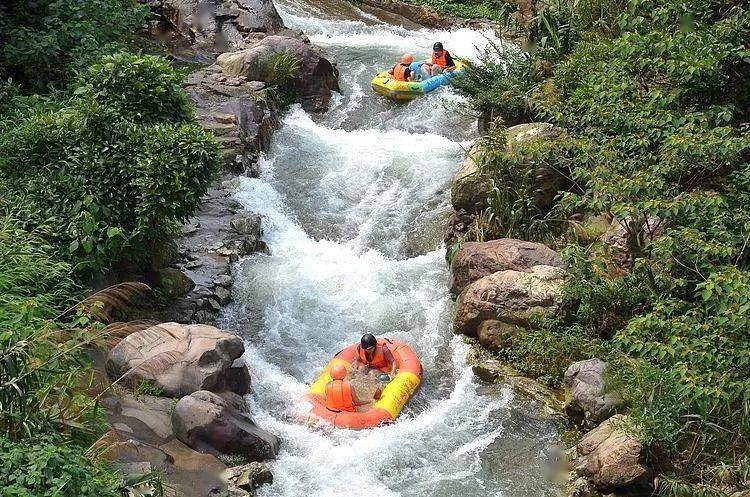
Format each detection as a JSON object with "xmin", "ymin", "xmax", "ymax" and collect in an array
[{"xmin": 220, "ymin": 1, "xmax": 563, "ymax": 495}]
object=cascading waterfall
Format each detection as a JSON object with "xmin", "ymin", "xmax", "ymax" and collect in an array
[{"xmin": 219, "ymin": 1, "xmax": 563, "ymax": 495}]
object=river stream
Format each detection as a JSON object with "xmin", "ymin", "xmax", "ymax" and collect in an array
[{"xmin": 220, "ymin": 1, "xmax": 563, "ymax": 495}]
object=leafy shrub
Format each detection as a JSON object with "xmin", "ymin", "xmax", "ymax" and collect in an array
[
  {"xmin": 0, "ymin": 54, "xmax": 221, "ymax": 274},
  {"xmin": 452, "ymin": 46, "xmax": 537, "ymax": 126},
  {"xmin": 462, "ymin": 0, "xmax": 750, "ymax": 490},
  {"xmin": 0, "ymin": 0, "xmax": 147, "ymax": 91},
  {"xmin": 0, "ymin": 435, "xmax": 120, "ymax": 497},
  {"xmin": 75, "ymin": 53, "xmax": 193, "ymax": 125},
  {"xmin": 499, "ymin": 322, "xmax": 604, "ymax": 388}
]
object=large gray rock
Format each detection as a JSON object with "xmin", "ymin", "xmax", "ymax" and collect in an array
[
  {"xmin": 218, "ymin": 35, "xmax": 340, "ymax": 112},
  {"xmin": 574, "ymin": 415, "xmax": 651, "ymax": 493},
  {"xmin": 147, "ymin": 0, "xmax": 283, "ymax": 50},
  {"xmin": 453, "ymin": 265, "xmax": 568, "ymax": 337},
  {"xmin": 564, "ymin": 359, "xmax": 624, "ymax": 427},
  {"xmin": 172, "ymin": 390, "xmax": 280, "ymax": 461},
  {"xmin": 451, "ymin": 145, "xmax": 485, "ymax": 214},
  {"xmin": 106, "ymin": 322, "xmax": 251, "ymax": 397},
  {"xmin": 449, "ymin": 238, "xmax": 564, "ymax": 294},
  {"xmin": 185, "ymin": 65, "xmax": 279, "ymax": 173},
  {"xmin": 230, "ymin": 212, "xmax": 262, "ymax": 236}
]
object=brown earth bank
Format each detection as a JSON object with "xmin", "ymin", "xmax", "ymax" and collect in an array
[{"xmin": 92, "ymin": 1, "xmax": 342, "ymax": 495}]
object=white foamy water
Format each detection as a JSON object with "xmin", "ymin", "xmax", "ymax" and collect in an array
[{"xmin": 220, "ymin": 1, "xmax": 562, "ymax": 495}]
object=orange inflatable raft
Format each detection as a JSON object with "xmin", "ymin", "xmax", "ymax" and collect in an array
[{"xmin": 306, "ymin": 339, "xmax": 422, "ymax": 429}]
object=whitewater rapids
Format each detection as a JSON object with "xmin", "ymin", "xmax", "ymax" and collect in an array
[{"xmin": 219, "ymin": 1, "xmax": 563, "ymax": 495}]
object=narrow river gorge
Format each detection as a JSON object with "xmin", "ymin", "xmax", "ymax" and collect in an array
[{"xmin": 217, "ymin": 1, "xmax": 564, "ymax": 495}]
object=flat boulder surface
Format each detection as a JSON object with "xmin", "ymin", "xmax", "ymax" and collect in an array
[
  {"xmin": 450, "ymin": 238, "xmax": 564, "ymax": 294},
  {"xmin": 106, "ymin": 322, "xmax": 250, "ymax": 397},
  {"xmin": 172, "ymin": 390, "xmax": 280, "ymax": 461},
  {"xmin": 453, "ymin": 265, "xmax": 568, "ymax": 337}
]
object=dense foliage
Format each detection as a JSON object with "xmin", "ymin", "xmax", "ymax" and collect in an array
[
  {"xmin": 456, "ymin": 0, "xmax": 750, "ymax": 494},
  {"xmin": 1, "ymin": 1, "xmax": 220, "ymax": 495},
  {"xmin": 0, "ymin": 0, "xmax": 147, "ymax": 91},
  {"xmin": 1, "ymin": 54, "xmax": 220, "ymax": 275},
  {"xmin": 0, "ymin": 436, "xmax": 120, "ymax": 497}
]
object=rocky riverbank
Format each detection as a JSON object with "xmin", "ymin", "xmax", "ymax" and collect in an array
[
  {"xmin": 446, "ymin": 124, "xmax": 655, "ymax": 497},
  {"xmin": 96, "ymin": 1, "xmax": 342, "ymax": 495}
]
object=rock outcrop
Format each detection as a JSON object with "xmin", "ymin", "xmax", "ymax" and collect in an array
[
  {"xmin": 144, "ymin": 0, "xmax": 284, "ymax": 50},
  {"xmin": 185, "ymin": 64, "xmax": 279, "ymax": 174},
  {"xmin": 505, "ymin": 122, "xmax": 564, "ymax": 151},
  {"xmin": 451, "ymin": 144, "xmax": 485, "ymax": 214},
  {"xmin": 173, "ymin": 390, "xmax": 280, "ymax": 461},
  {"xmin": 476, "ymin": 319, "xmax": 518, "ymax": 350},
  {"xmin": 574, "ymin": 415, "xmax": 651, "ymax": 494},
  {"xmin": 217, "ymin": 35, "xmax": 340, "ymax": 112},
  {"xmin": 449, "ymin": 238, "xmax": 565, "ymax": 294},
  {"xmin": 102, "ymin": 393, "xmax": 229, "ymax": 497},
  {"xmin": 467, "ymin": 345, "xmax": 565, "ymax": 414},
  {"xmin": 106, "ymin": 322, "xmax": 251, "ymax": 397},
  {"xmin": 564, "ymin": 358, "xmax": 624, "ymax": 427},
  {"xmin": 453, "ymin": 265, "xmax": 568, "ymax": 337}
]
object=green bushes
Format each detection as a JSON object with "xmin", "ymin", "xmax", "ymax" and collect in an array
[
  {"xmin": 76, "ymin": 53, "xmax": 194, "ymax": 125},
  {"xmin": 0, "ymin": 0, "xmax": 147, "ymax": 91},
  {"xmin": 0, "ymin": 436, "xmax": 120, "ymax": 497},
  {"xmin": 1, "ymin": 1, "xmax": 220, "ymax": 494},
  {"xmin": 0, "ymin": 53, "xmax": 221, "ymax": 275},
  {"xmin": 458, "ymin": 0, "xmax": 750, "ymax": 492}
]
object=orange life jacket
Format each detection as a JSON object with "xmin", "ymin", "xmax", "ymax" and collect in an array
[
  {"xmin": 325, "ymin": 379, "xmax": 356, "ymax": 412},
  {"xmin": 432, "ymin": 50, "xmax": 451, "ymax": 68},
  {"xmin": 393, "ymin": 63, "xmax": 410, "ymax": 81},
  {"xmin": 357, "ymin": 339, "xmax": 391, "ymax": 370}
]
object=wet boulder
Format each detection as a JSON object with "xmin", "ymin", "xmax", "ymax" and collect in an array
[
  {"xmin": 574, "ymin": 415, "xmax": 651, "ymax": 494},
  {"xmin": 217, "ymin": 35, "xmax": 340, "ymax": 112},
  {"xmin": 453, "ymin": 265, "xmax": 568, "ymax": 337},
  {"xmin": 449, "ymin": 238, "xmax": 564, "ymax": 294},
  {"xmin": 564, "ymin": 358, "xmax": 624, "ymax": 427},
  {"xmin": 451, "ymin": 144, "xmax": 486, "ymax": 214},
  {"xmin": 146, "ymin": 0, "xmax": 284, "ymax": 50},
  {"xmin": 444, "ymin": 209, "xmax": 475, "ymax": 247},
  {"xmin": 225, "ymin": 462, "xmax": 273, "ymax": 493},
  {"xmin": 172, "ymin": 390, "xmax": 280, "ymax": 462},
  {"xmin": 106, "ymin": 322, "xmax": 251, "ymax": 397},
  {"xmin": 230, "ymin": 212, "xmax": 262, "ymax": 237}
]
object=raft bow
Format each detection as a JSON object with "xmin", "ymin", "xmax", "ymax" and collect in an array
[{"xmin": 306, "ymin": 339, "xmax": 422, "ymax": 429}]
